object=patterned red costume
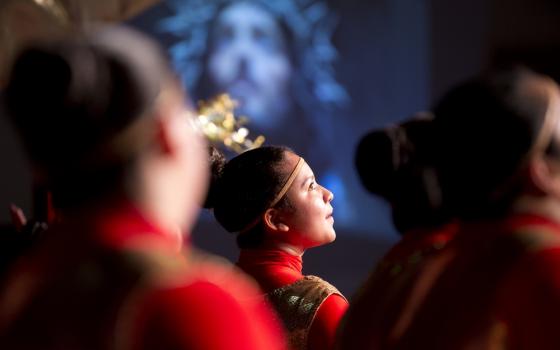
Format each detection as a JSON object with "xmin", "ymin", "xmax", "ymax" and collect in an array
[{"xmin": 238, "ymin": 248, "xmax": 348, "ymax": 350}]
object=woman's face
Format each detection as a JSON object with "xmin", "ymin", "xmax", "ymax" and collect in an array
[
  {"xmin": 207, "ymin": 2, "xmax": 293, "ymax": 131},
  {"xmin": 278, "ymin": 152, "xmax": 336, "ymax": 249}
]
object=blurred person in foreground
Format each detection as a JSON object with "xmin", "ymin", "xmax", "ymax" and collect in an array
[
  {"xmin": 337, "ymin": 115, "xmax": 457, "ymax": 349},
  {"xmin": 340, "ymin": 67, "xmax": 560, "ymax": 349},
  {"xmin": 0, "ymin": 25, "xmax": 286, "ymax": 350}
]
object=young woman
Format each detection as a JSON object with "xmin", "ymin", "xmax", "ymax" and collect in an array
[{"xmin": 206, "ymin": 146, "xmax": 348, "ymax": 350}]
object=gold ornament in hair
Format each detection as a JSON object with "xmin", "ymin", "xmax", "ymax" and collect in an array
[{"xmin": 195, "ymin": 94, "xmax": 266, "ymax": 154}]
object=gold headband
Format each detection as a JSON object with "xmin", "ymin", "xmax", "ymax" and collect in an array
[
  {"xmin": 269, "ymin": 157, "xmax": 305, "ymax": 208},
  {"xmin": 239, "ymin": 157, "xmax": 305, "ymax": 233}
]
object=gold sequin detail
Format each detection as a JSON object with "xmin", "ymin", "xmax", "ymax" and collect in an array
[{"xmin": 266, "ymin": 275, "xmax": 345, "ymax": 350}]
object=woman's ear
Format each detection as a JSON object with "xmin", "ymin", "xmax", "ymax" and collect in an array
[
  {"xmin": 153, "ymin": 116, "xmax": 173, "ymax": 155},
  {"xmin": 151, "ymin": 87, "xmax": 190, "ymax": 156},
  {"xmin": 528, "ymin": 154, "xmax": 560, "ymax": 197},
  {"xmin": 263, "ymin": 208, "xmax": 290, "ymax": 232}
]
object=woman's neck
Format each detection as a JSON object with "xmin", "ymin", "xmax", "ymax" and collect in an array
[
  {"xmin": 237, "ymin": 246, "xmax": 304, "ymax": 291},
  {"xmin": 262, "ymin": 241, "xmax": 305, "ymax": 257}
]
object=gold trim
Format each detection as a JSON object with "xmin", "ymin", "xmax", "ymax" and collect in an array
[
  {"xmin": 266, "ymin": 275, "xmax": 346, "ymax": 350},
  {"xmin": 269, "ymin": 157, "xmax": 305, "ymax": 208}
]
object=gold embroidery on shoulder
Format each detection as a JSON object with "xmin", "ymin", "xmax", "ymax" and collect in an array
[{"xmin": 266, "ymin": 275, "xmax": 345, "ymax": 350}]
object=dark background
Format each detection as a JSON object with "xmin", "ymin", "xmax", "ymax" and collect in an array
[{"xmin": 1, "ymin": 0, "xmax": 559, "ymax": 297}]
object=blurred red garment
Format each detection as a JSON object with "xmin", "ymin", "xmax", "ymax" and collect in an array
[
  {"xmin": 238, "ymin": 248, "xmax": 348, "ymax": 350},
  {"xmin": 0, "ymin": 200, "xmax": 287, "ymax": 350},
  {"xmin": 340, "ymin": 213, "xmax": 560, "ymax": 349},
  {"xmin": 337, "ymin": 222, "xmax": 457, "ymax": 349}
]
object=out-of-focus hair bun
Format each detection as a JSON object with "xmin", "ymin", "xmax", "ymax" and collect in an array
[{"xmin": 355, "ymin": 114, "xmax": 444, "ymax": 233}]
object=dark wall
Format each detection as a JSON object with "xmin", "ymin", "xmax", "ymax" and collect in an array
[
  {"xmin": 429, "ymin": 0, "xmax": 491, "ymax": 101},
  {"xmin": 428, "ymin": 0, "xmax": 560, "ymax": 101}
]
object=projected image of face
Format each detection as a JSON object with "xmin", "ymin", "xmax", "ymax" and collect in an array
[
  {"xmin": 207, "ymin": 2, "xmax": 293, "ymax": 131},
  {"xmin": 159, "ymin": 0, "xmax": 348, "ymax": 143}
]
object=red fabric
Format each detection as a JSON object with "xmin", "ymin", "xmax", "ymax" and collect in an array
[
  {"xmin": 92, "ymin": 201, "xmax": 183, "ymax": 252},
  {"xmin": 495, "ymin": 246, "xmax": 560, "ymax": 350},
  {"xmin": 0, "ymin": 200, "xmax": 287, "ymax": 350},
  {"xmin": 337, "ymin": 222, "xmax": 458, "ymax": 349},
  {"xmin": 238, "ymin": 248, "xmax": 348, "ymax": 350},
  {"xmin": 134, "ymin": 271, "xmax": 286, "ymax": 350},
  {"xmin": 237, "ymin": 248, "xmax": 303, "ymax": 290},
  {"xmin": 308, "ymin": 293, "xmax": 348, "ymax": 350},
  {"xmin": 381, "ymin": 222, "xmax": 458, "ymax": 264},
  {"xmin": 340, "ymin": 213, "xmax": 560, "ymax": 350}
]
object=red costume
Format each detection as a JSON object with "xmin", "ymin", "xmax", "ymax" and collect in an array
[
  {"xmin": 339, "ymin": 213, "xmax": 560, "ymax": 349},
  {"xmin": 0, "ymin": 201, "xmax": 287, "ymax": 350},
  {"xmin": 238, "ymin": 248, "xmax": 348, "ymax": 350},
  {"xmin": 337, "ymin": 222, "xmax": 457, "ymax": 349}
]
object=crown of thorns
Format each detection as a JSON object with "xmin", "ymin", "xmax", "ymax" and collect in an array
[{"xmin": 158, "ymin": 0, "xmax": 348, "ymax": 109}]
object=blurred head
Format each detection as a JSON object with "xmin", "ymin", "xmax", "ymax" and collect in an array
[
  {"xmin": 4, "ymin": 26, "xmax": 208, "ymax": 231},
  {"xmin": 205, "ymin": 2, "xmax": 293, "ymax": 131},
  {"xmin": 355, "ymin": 114, "xmax": 445, "ymax": 234},
  {"xmin": 432, "ymin": 67, "xmax": 560, "ymax": 220},
  {"xmin": 206, "ymin": 146, "xmax": 335, "ymax": 251}
]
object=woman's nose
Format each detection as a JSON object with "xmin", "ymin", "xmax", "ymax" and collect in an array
[{"xmin": 322, "ymin": 186, "xmax": 334, "ymax": 203}]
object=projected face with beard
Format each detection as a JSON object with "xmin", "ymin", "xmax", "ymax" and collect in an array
[
  {"xmin": 160, "ymin": 0, "xmax": 348, "ymax": 146},
  {"xmin": 205, "ymin": 2, "xmax": 293, "ymax": 132}
]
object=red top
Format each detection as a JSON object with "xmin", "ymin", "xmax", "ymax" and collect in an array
[
  {"xmin": 238, "ymin": 248, "xmax": 348, "ymax": 350},
  {"xmin": 340, "ymin": 213, "xmax": 560, "ymax": 349},
  {"xmin": 0, "ymin": 200, "xmax": 287, "ymax": 350}
]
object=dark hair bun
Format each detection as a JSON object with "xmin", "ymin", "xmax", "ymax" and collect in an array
[
  {"xmin": 203, "ymin": 146, "xmax": 227, "ymax": 209},
  {"xmin": 356, "ymin": 115, "xmax": 446, "ymax": 233},
  {"xmin": 355, "ymin": 115, "xmax": 434, "ymax": 201},
  {"xmin": 355, "ymin": 128, "xmax": 397, "ymax": 199},
  {"xmin": 4, "ymin": 26, "xmax": 170, "ymax": 177}
]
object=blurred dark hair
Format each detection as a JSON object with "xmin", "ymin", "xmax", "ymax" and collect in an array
[
  {"xmin": 205, "ymin": 146, "xmax": 294, "ymax": 248},
  {"xmin": 203, "ymin": 146, "xmax": 227, "ymax": 209},
  {"xmin": 4, "ymin": 26, "xmax": 172, "ymax": 209},
  {"xmin": 355, "ymin": 114, "xmax": 445, "ymax": 234},
  {"xmin": 432, "ymin": 66, "xmax": 557, "ymax": 220}
]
